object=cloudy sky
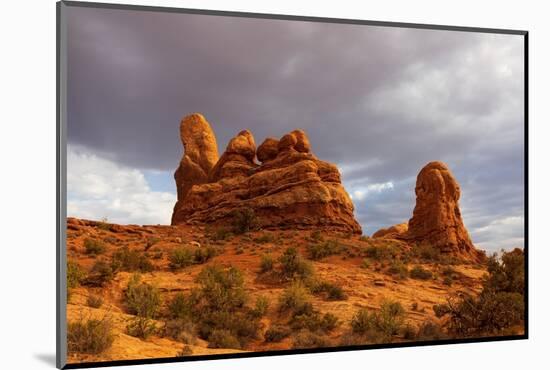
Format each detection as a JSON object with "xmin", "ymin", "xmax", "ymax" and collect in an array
[{"xmin": 66, "ymin": 6, "xmax": 525, "ymax": 253}]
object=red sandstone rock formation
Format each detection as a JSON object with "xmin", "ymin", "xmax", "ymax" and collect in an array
[
  {"xmin": 171, "ymin": 114, "xmax": 362, "ymax": 234},
  {"xmin": 372, "ymin": 222, "xmax": 409, "ymax": 239},
  {"xmin": 171, "ymin": 114, "xmax": 219, "ymax": 225},
  {"xmin": 373, "ymin": 161, "xmax": 484, "ymax": 262},
  {"xmin": 407, "ymin": 161, "xmax": 484, "ymax": 261}
]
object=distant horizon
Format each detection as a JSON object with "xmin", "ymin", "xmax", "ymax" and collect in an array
[{"xmin": 66, "ymin": 7, "xmax": 524, "ymax": 253}]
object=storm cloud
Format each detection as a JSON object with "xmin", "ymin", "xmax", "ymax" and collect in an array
[{"xmin": 66, "ymin": 6, "xmax": 525, "ymax": 253}]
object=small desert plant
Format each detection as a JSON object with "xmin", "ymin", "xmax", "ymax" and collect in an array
[
  {"xmin": 84, "ymin": 238, "xmax": 106, "ymax": 255},
  {"xmin": 290, "ymin": 309, "xmax": 339, "ymax": 333},
  {"xmin": 363, "ymin": 245, "xmax": 396, "ymax": 261},
  {"xmin": 207, "ymin": 329, "xmax": 241, "ymax": 349},
  {"xmin": 278, "ymin": 282, "xmax": 311, "ymax": 313},
  {"xmin": 145, "ymin": 237, "xmax": 160, "ymax": 250},
  {"xmin": 67, "ymin": 315, "xmax": 114, "ymax": 354},
  {"xmin": 86, "ymin": 294, "xmax": 104, "ymax": 309},
  {"xmin": 67, "ymin": 261, "xmax": 85, "ymax": 289},
  {"xmin": 208, "ymin": 227, "xmax": 233, "ymax": 241},
  {"xmin": 231, "ymin": 207, "xmax": 258, "ymax": 234},
  {"xmin": 307, "ymin": 239, "xmax": 342, "ymax": 260},
  {"xmin": 176, "ymin": 345, "xmax": 193, "ymax": 356},
  {"xmin": 125, "ymin": 274, "xmax": 161, "ymax": 318},
  {"xmin": 410, "ymin": 266, "xmax": 433, "ymax": 280},
  {"xmin": 254, "ymin": 233, "xmax": 275, "ymax": 244},
  {"xmin": 260, "ymin": 254, "xmax": 274, "ymax": 273},
  {"xmin": 163, "ymin": 319, "xmax": 197, "ymax": 344},
  {"xmin": 127, "ymin": 316, "xmax": 157, "ymax": 339},
  {"xmin": 195, "ymin": 265, "xmax": 247, "ymax": 311},
  {"xmin": 251, "ymin": 296, "xmax": 269, "ymax": 317},
  {"xmin": 168, "ymin": 292, "xmax": 196, "ymax": 321},
  {"xmin": 413, "ymin": 243, "xmax": 442, "ymax": 261},
  {"xmin": 112, "ymin": 246, "xmax": 154, "ymax": 272},
  {"xmin": 416, "ymin": 320, "xmax": 446, "ymax": 341},
  {"xmin": 86, "ymin": 260, "xmax": 115, "ymax": 286},
  {"xmin": 194, "ymin": 246, "xmax": 218, "ymax": 264},
  {"xmin": 307, "ymin": 279, "xmax": 347, "ymax": 301},
  {"xmin": 279, "ymin": 247, "xmax": 313, "ymax": 280},
  {"xmin": 360, "ymin": 258, "xmax": 371, "ymax": 269},
  {"xmin": 309, "ymin": 230, "xmax": 324, "ymax": 242},
  {"xmin": 387, "ymin": 261, "xmax": 409, "ymax": 280},
  {"xmin": 351, "ymin": 300, "xmax": 406, "ymax": 342},
  {"xmin": 291, "ymin": 330, "xmax": 329, "ymax": 349},
  {"xmin": 264, "ymin": 325, "xmax": 292, "ymax": 342},
  {"xmin": 169, "ymin": 247, "xmax": 195, "ymax": 270}
]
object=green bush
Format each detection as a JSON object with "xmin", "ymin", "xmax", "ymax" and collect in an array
[
  {"xmin": 208, "ymin": 227, "xmax": 233, "ymax": 241},
  {"xmin": 410, "ymin": 266, "xmax": 433, "ymax": 280},
  {"xmin": 310, "ymin": 230, "xmax": 323, "ymax": 242},
  {"xmin": 67, "ymin": 315, "xmax": 114, "ymax": 354},
  {"xmin": 292, "ymin": 330, "xmax": 329, "ymax": 349},
  {"xmin": 254, "ymin": 234, "xmax": 275, "ymax": 244},
  {"xmin": 127, "ymin": 316, "xmax": 157, "ymax": 339},
  {"xmin": 387, "ymin": 261, "xmax": 409, "ymax": 280},
  {"xmin": 434, "ymin": 291, "xmax": 524, "ymax": 336},
  {"xmin": 307, "ymin": 239, "xmax": 342, "ymax": 260},
  {"xmin": 278, "ymin": 282, "xmax": 311, "ymax": 313},
  {"xmin": 87, "ymin": 294, "xmax": 104, "ymax": 308},
  {"xmin": 363, "ymin": 244, "xmax": 397, "ymax": 261},
  {"xmin": 195, "ymin": 265, "xmax": 247, "ymax": 311},
  {"xmin": 264, "ymin": 325, "xmax": 292, "ymax": 342},
  {"xmin": 125, "ymin": 274, "xmax": 161, "ymax": 318},
  {"xmin": 197, "ymin": 310, "xmax": 260, "ymax": 348},
  {"xmin": 84, "ymin": 238, "xmax": 106, "ymax": 255},
  {"xmin": 86, "ymin": 260, "xmax": 115, "ymax": 286},
  {"xmin": 433, "ymin": 249, "xmax": 525, "ymax": 336},
  {"xmin": 351, "ymin": 300, "xmax": 405, "ymax": 343},
  {"xmin": 231, "ymin": 207, "xmax": 258, "ymax": 234},
  {"xmin": 169, "ymin": 247, "xmax": 195, "ymax": 270},
  {"xmin": 194, "ymin": 246, "xmax": 218, "ymax": 264},
  {"xmin": 67, "ymin": 261, "xmax": 85, "ymax": 289},
  {"xmin": 177, "ymin": 345, "xmax": 193, "ymax": 356},
  {"xmin": 279, "ymin": 247, "xmax": 313, "ymax": 280},
  {"xmin": 251, "ymin": 296, "xmax": 269, "ymax": 317},
  {"xmin": 485, "ymin": 248, "xmax": 525, "ymax": 295},
  {"xmin": 207, "ymin": 329, "xmax": 241, "ymax": 349},
  {"xmin": 307, "ymin": 279, "xmax": 347, "ymax": 301},
  {"xmin": 112, "ymin": 247, "xmax": 154, "ymax": 272},
  {"xmin": 163, "ymin": 319, "xmax": 196, "ymax": 344},
  {"xmin": 290, "ymin": 310, "xmax": 338, "ymax": 333},
  {"xmin": 260, "ymin": 254, "xmax": 274, "ymax": 273},
  {"xmin": 168, "ymin": 292, "xmax": 197, "ymax": 321},
  {"xmin": 416, "ymin": 320, "xmax": 446, "ymax": 341},
  {"xmin": 413, "ymin": 244, "xmax": 441, "ymax": 261}
]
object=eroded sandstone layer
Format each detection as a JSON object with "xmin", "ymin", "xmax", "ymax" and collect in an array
[{"xmin": 171, "ymin": 114, "xmax": 362, "ymax": 234}]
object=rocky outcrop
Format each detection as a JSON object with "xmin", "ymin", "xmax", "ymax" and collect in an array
[
  {"xmin": 372, "ymin": 222, "xmax": 408, "ymax": 239},
  {"xmin": 171, "ymin": 114, "xmax": 219, "ymax": 225},
  {"xmin": 171, "ymin": 114, "xmax": 362, "ymax": 234},
  {"xmin": 407, "ymin": 161, "xmax": 483, "ymax": 261},
  {"xmin": 372, "ymin": 161, "xmax": 484, "ymax": 262}
]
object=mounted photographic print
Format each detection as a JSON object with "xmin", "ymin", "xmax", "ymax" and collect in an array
[{"xmin": 56, "ymin": 1, "xmax": 528, "ymax": 368}]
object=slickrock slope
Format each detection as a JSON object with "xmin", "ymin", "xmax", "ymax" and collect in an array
[
  {"xmin": 171, "ymin": 114, "xmax": 362, "ymax": 234},
  {"xmin": 373, "ymin": 161, "xmax": 485, "ymax": 262}
]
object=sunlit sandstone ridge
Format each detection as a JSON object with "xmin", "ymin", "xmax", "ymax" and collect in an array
[{"xmin": 171, "ymin": 113, "xmax": 362, "ymax": 234}]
